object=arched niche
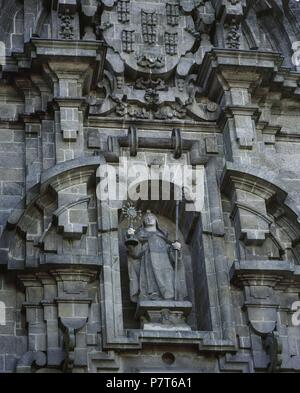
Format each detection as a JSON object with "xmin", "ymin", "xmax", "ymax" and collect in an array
[{"xmin": 117, "ymin": 179, "xmax": 211, "ymax": 332}]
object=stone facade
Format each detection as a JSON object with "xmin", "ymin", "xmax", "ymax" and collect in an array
[{"xmin": 0, "ymin": 0, "xmax": 300, "ymax": 373}]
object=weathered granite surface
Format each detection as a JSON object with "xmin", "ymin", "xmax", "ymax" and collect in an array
[{"xmin": 0, "ymin": 0, "xmax": 300, "ymax": 373}]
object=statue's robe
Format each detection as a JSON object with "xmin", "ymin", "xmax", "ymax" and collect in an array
[{"xmin": 127, "ymin": 227, "xmax": 188, "ymax": 303}]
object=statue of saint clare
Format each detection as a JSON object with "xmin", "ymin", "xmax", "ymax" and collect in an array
[{"xmin": 125, "ymin": 211, "xmax": 188, "ymax": 303}]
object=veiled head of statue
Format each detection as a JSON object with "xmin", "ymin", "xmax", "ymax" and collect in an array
[
  {"xmin": 143, "ymin": 211, "xmax": 157, "ymax": 228},
  {"xmin": 140, "ymin": 211, "xmax": 168, "ymax": 238}
]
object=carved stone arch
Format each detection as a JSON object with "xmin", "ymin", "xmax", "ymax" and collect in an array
[
  {"xmin": 1, "ymin": 156, "xmax": 106, "ymax": 269},
  {"xmin": 249, "ymin": 0, "xmax": 296, "ymax": 66},
  {"xmin": 117, "ymin": 176, "xmax": 211, "ymax": 333},
  {"xmin": 265, "ymin": 229, "xmax": 286, "ymax": 259},
  {"xmin": 222, "ymin": 166, "xmax": 300, "ymax": 346},
  {"xmin": 221, "ymin": 164, "xmax": 300, "ymax": 263},
  {"xmin": 221, "ymin": 164, "xmax": 300, "ymax": 216},
  {"xmin": 241, "ymin": 19, "xmax": 260, "ymax": 51},
  {"xmin": 241, "ymin": 8, "xmax": 276, "ymax": 52},
  {"xmin": 0, "ymin": 156, "xmax": 107, "ymax": 372}
]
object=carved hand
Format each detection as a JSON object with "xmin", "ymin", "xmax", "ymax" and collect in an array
[
  {"xmin": 127, "ymin": 227, "xmax": 136, "ymax": 236},
  {"xmin": 172, "ymin": 241, "xmax": 182, "ymax": 251}
]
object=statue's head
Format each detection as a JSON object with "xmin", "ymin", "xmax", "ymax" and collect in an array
[
  {"xmin": 139, "ymin": 210, "xmax": 167, "ymax": 238},
  {"xmin": 143, "ymin": 211, "xmax": 157, "ymax": 228}
]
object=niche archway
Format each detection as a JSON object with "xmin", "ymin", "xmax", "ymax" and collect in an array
[{"xmin": 118, "ymin": 179, "xmax": 211, "ymax": 332}]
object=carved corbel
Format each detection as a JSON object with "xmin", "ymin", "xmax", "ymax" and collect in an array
[
  {"xmin": 230, "ymin": 260, "xmax": 291, "ymax": 336},
  {"xmin": 60, "ymin": 317, "xmax": 87, "ymax": 373},
  {"xmin": 230, "ymin": 260, "xmax": 291, "ymax": 372},
  {"xmin": 16, "ymin": 351, "xmax": 47, "ymax": 373},
  {"xmin": 52, "ymin": 269, "xmax": 96, "ymax": 371}
]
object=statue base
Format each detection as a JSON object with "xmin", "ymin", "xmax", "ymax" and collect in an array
[{"xmin": 136, "ymin": 301, "xmax": 192, "ymax": 331}]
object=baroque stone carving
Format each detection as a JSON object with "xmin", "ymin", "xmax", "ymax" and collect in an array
[
  {"xmin": 121, "ymin": 30, "xmax": 135, "ymax": 53},
  {"xmin": 165, "ymin": 32, "xmax": 178, "ymax": 56},
  {"xmin": 136, "ymin": 53, "xmax": 165, "ymax": 69},
  {"xmin": 91, "ymin": 67, "xmax": 220, "ymax": 121},
  {"xmin": 117, "ymin": 0, "xmax": 130, "ymax": 23},
  {"xmin": 166, "ymin": 3, "xmax": 180, "ymax": 26},
  {"xmin": 59, "ymin": 13, "xmax": 75, "ymax": 40},
  {"xmin": 141, "ymin": 10, "xmax": 157, "ymax": 45},
  {"xmin": 135, "ymin": 77, "xmax": 166, "ymax": 91},
  {"xmin": 101, "ymin": 0, "xmax": 197, "ymax": 74},
  {"xmin": 226, "ymin": 19, "xmax": 241, "ymax": 49},
  {"xmin": 125, "ymin": 211, "xmax": 188, "ymax": 303}
]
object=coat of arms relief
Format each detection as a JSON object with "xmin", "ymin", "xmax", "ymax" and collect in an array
[
  {"xmin": 90, "ymin": 0, "xmax": 219, "ymax": 121},
  {"xmin": 101, "ymin": 0, "xmax": 196, "ymax": 74}
]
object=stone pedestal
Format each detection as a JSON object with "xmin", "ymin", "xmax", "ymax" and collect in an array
[{"xmin": 136, "ymin": 301, "xmax": 192, "ymax": 331}]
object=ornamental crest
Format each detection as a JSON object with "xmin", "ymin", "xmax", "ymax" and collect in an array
[{"xmin": 101, "ymin": 0, "xmax": 197, "ymax": 74}]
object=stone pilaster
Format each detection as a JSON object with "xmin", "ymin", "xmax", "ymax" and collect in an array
[{"xmin": 18, "ymin": 275, "xmax": 46, "ymax": 352}]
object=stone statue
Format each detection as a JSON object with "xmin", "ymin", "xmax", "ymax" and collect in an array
[{"xmin": 125, "ymin": 211, "xmax": 188, "ymax": 303}]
